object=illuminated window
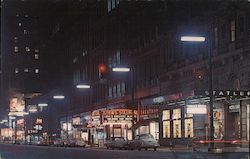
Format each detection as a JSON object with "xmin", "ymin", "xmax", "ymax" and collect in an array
[
  {"xmin": 162, "ymin": 110, "xmax": 170, "ymax": 120},
  {"xmin": 14, "ymin": 46, "xmax": 19, "ymax": 53},
  {"xmin": 24, "ymin": 68, "xmax": 29, "ymax": 72},
  {"xmin": 173, "ymin": 120, "xmax": 181, "ymax": 138},
  {"xmin": 25, "ymin": 47, "xmax": 30, "ymax": 52},
  {"xmin": 35, "ymin": 54, "xmax": 39, "ymax": 59},
  {"xmin": 230, "ymin": 20, "xmax": 236, "ymax": 42},
  {"xmin": 24, "ymin": 30, "xmax": 27, "ymax": 34},
  {"xmin": 34, "ymin": 49, "xmax": 39, "ymax": 53},
  {"xmin": 18, "ymin": 22, "xmax": 22, "ymax": 27},
  {"xmin": 172, "ymin": 108, "xmax": 181, "ymax": 119},
  {"xmin": 184, "ymin": 119, "xmax": 194, "ymax": 138},
  {"xmin": 15, "ymin": 68, "xmax": 19, "ymax": 74},
  {"xmin": 35, "ymin": 69, "xmax": 39, "ymax": 73},
  {"xmin": 163, "ymin": 121, "xmax": 170, "ymax": 138}
]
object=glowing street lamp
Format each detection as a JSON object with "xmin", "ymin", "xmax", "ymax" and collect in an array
[
  {"xmin": 181, "ymin": 36, "xmax": 205, "ymax": 42},
  {"xmin": 181, "ymin": 34, "xmax": 214, "ymax": 149},
  {"xmin": 53, "ymin": 95, "xmax": 65, "ymax": 99},
  {"xmin": 38, "ymin": 103, "xmax": 48, "ymax": 107},
  {"xmin": 76, "ymin": 84, "xmax": 91, "ymax": 89},
  {"xmin": 112, "ymin": 67, "xmax": 130, "ymax": 72}
]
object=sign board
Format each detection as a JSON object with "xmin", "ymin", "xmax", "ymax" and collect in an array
[
  {"xmin": 186, "ymin": 104, "xmax": 207, "ymax": 114},
  {"xmin": 229, "ymin": 104, "xmax": 240, "ymax": 112}
]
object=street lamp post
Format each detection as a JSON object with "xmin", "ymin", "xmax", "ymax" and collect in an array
[
  {"xmin": 181, "ymin": 35, "xmax": 214, "ymax": 148},
  {"xmin": 112, "ymin": 67, "xmax": 135, "ymax": 139}
]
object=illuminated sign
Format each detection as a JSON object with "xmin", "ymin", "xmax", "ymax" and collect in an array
[
  {"xmin": 36, "ymin": 118, "xmax": 43, "ymax": 124},
  {"xmin": 10, "ymin": 97, "xmax": 25, "ymax": 112},
  {"xmin": 186, "ymin": 104, "xmax": 207, "ymax": 114},
  {"xmin": 229, "ymin": 104, "xmax": 240, "ymax": 112},
  {"xmin": 103, "ymin": 109, "xmax": 137, "ymax": 123}
]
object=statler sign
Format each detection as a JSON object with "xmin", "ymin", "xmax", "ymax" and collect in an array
[{"xmin": 197, "ymin": 90, "xmax": 250, "ymax": 97}]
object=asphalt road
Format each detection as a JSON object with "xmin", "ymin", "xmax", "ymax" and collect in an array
[{"xmin": 0, "ymin": 144, "xmax": 249, "ymax": 159}]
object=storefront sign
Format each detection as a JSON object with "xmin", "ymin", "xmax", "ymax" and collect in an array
[
  {"xmin": 27, "ymin": 105, "xmax": 38, "ymax": 113},
  {"xmin": 186, "ymin": 104, "xmax": 207, "ymax": 114},
  {"xmin": 196, "ymin": 90, "xmax": 250, "ymax": 97},
  {"xmin": 153, "ymin": 96, "xmax": 165, "ymax": 103},
  {"xmin": 229, "ymin": 105, "xmax": 240, "ymax": 112},
  {"xmin": 103, "ymin": 114, "xmax": 134, "ymax": 123}
]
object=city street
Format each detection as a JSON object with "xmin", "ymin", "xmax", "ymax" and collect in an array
[{"xmin": 0, "ymin": 144, "xmax": 249, "ymax": 159}]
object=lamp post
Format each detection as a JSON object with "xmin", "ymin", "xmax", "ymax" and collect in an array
[
  {"xmin": 181, "ymin": 35, "xmax": 214, "ymax": 148},
  {"xmin": 112, "ymin": 67, "xmax": 135, "ymax": 139}
]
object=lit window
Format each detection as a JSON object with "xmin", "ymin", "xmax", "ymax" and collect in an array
[
  {"xmin": 14, "ymin": 46, "xmax": 19, "ymax": 53},
  {"xmin": 15, "ymin": 68, "xmax": 19, "ymax": 74},
  {"xmin": 14, "ymin": 37, "xmax": 18, "ymax": 40},
  {"xmin": 18, "ymin": 23, "xmax": 22, "ymax": 27},
  {"xmin": 34, "ymin": 49, "xmax": 39, "ymax": 53},
  {"xmin": 35, "ymin": 54, "xmax": 39, "ymax": 59},
  {"xmin": 35, "ymin": 69, "xmax": 39, "ymax": 73},
  {"xmin": 230, "ymin": 20, "xmax": 236, "ymax": 42},
  {"xmin": 25, "ymin": 47, "xmax": 30, "ymax": 52},
  {"xmin": 24, "ymin": 30, "xmax": 27, "ymax": 34},
  {"xmin": 24, "ymin": 68, "xmax": 29, "ymax": 72},
  {"xmin": 25, "ymin": 14, "xmax": 28, "ymax": 18}
]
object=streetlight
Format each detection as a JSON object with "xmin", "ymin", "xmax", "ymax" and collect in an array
[
  {"xmin": 181, "ymin": 35, "xmax": 214, "ymax": 148},
  {"xmin": 76, "ymin": 84, "xmax": 91, "ymax": 89},
  {"xmin": 112, "ymin": 66, "xmax": 135, "ymax": 139},
  {"xmin": 38, "ymin": 103, "xmax": 48, "ymax": 107},
  {"xmin": 53, "ymin": 95, "xmax": 65, "ymax": 99}
]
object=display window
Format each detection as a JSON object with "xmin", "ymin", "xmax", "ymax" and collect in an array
[
  {"xmin": 163, "ymin": 121, "xmax": 170, "ymax": 138},
  {"xmin": 213, "ymin": 108, "xmax": 224, "ymax": 140},
  {"xmin": 173, "ymin": 120, "xmax": 181, "ymax": 138},
  {"xmin": 173, "ymin": 108, "xmax": 181, "ymax": 119},
  {"xmin": 184, "ymin": 119, "xmax": 193, "ymax": 138},
  {"xmin": 162, "ymin": 110, "xmax": 170, "ymax": 120}
]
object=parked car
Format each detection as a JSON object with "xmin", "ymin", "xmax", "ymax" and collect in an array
[
  {"xmin": 75, "ymin": 139, "xmax": 86, "ymax": 147},
  {"xmin": 63, "ymin": 139, "xmax": 76, "ymax": 147},
  {"xmin": 37, "ymin": 140, "xmax": 49, "ymax": 146},
  {"xmin": 53, "ymin": 138, "xmax": 64, "ymax": 147},
  {"xmin": 104, "ymin": 137, "xmax": 128, "ymax": 149},
  {"xmin": 128, "ymin": 134, "xmax": 159, "ymax": 151}
]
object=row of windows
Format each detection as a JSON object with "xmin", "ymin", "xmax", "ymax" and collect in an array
[
  {"xmin": 15, "ymin": 68, "xmax": 39, "ymax": 74},
  {"xmin": 108, "ymin": 82, "xmax": 126, "ymax": 99},
  {"xmin": 108, "ymin": 50, "xmax": 121, "ymax": 68},
  {"xmin": 107, "ymin": 0, "xmax": 120, "ymax": 12}
]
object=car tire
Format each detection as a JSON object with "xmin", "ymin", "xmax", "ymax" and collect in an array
[{"xmin": 154, "ymin": 147, "xmax": 157, "ymax": 151}]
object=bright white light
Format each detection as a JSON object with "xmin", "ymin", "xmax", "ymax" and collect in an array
[
  {"xmin": 8, "ymin": 112, "xmax": 29, "ymax": 117},
  {"xmin": 9, "ymin": 116, "xmax": 16, "ymax": 120},
  {"xmin": 53, "ymin": 95, "xmax": 65, "ymax": 99},
  {"xmin": 38, "ymin": 103, "xmax": 48, "ymax": 107},
  {"xmin": 76, "ymin": 84, "xmax": 91, "ymax": 89},
  {"xmin": 112, "ymin": 67, "xmax": 130, "ymax": 72},
  {"xmin": 186, "ymin": 104, "xmax": 207, "ymax": 114},
  {"xmin": 181, "ymin": 36, "xmax": 206, "ymax": 42}
]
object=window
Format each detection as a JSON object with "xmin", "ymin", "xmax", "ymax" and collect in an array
[
  {"xmin": 172, "ymin": 108, "xmax": 181, "ymax": 119},
  {"xmin": 14, "ymin": 37, "xmax": 18, "ymax": 43},
  {"xmin": 25, "ymin": 47, "xmax": 30, "ymax": 52},
  {"xmin": 230, "ymin": 20, "xmax": 236, "ymax": 42},
  {"xmin": 34, "ymin": 49, "xmax": 39, "ymax": 53},
  {"xmin": 15, "ymin": 68, "xmax": 19, "ymax": 74},
  {"xmin": 184, "ymin": 119, "xmax": 193, "ymax": 138},
  {"xmin": 173, "ymin": 108, "xmax": 181, "ymax": 138},
  {"xmin": 163, "ymin": 121, "xmax": 170, "ymax": 138},
  {"xmin": 18, "ymin": 22, "xmax": 22, "ymax": 27},
  {"xmin": 34, "ymin": 54, "xmax": 39, "ymax": 59},
  {"xmin": 117, "ymin": 83, "xmax": 121, "ymax": 97},
  {"xmin": 121, "ymin": 82, "xmax": 125, "ymax": 95},
  {"xmin": 108, "ymin": 85, "xmax": 112, "ymax": 98},
  {"xmin": 162, "ymin": 110, "xmax": 170, "ymax": 120},
  {"xmin": 24, "ymin": 68, "xmax": 29, "ymax": 73},
  {"xmin": 14, "ymin": 46, "xmax": 19, "ymax": 53},
  {"xmin": 35, "ymin": 69, "xmax": 39, "ymax": 74},
  {"xmin": 24, "ymin": 30, "xmax": 27, "ymax": 34},
  {"xmin": 112, "ymin": 85, "xmax": 117, "ymax": 97}
]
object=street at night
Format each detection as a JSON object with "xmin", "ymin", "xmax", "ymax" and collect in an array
[
  {"xmin": 0, "ymin": 0, "xmax": 250, "ymax": 158},
  {"xmin": 0, "ymin": 144, "xmax": 249, "ymax": 159}
]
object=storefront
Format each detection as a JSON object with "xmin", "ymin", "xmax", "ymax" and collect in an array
[
  {"xmin": 102, "ymin": 109, "xmax": 136, "ymax": 140},
  {"xmin": 159, "ymin": 90, "xmax": 250, "ymax": 146}
]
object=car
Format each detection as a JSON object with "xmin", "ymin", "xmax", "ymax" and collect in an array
[
  {"xmin": 53, "ymin": 138, "xmax": 64, "ymax": 147},
  {"xmin": 63, "ymin": 139, "xmax": 76, "ymax": 147},
  {"xmin": 128, "ymin": 134, "xmax": 160, "ymax": 151},
  {"xmin": 75, "ymin": 139, "xmax": 86, "ymax": 147},
  {"xmin": 104, "ymin": 137, "xmax": 128, "ymax": 150}
]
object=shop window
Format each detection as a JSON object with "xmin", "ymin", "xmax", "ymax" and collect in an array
[
  {"xmin": 214, "ymin": 108, "xmax": 225, "ymax": 140},
  {"xmin": 185, "ymin": 119, "xmax": 194, "ymax": 138},
  {"xmin": 35, "ymin": 54, "xmax": 39, "ymax": 59},
  {"xmin": 163, "ymin": 121, "xmax": 170, "ymax": 138},
  {"xmin": 173, "ymin": 120, "xmax": 181, "ymax": 138},
  {"xmin": 14, "ymin": 46, "xmax": 19, "ymax": 53},
  {"xmin": 162, "ymin": 110, "xmax": 170, "ymax": 120},
  {"xmin": 173, "ymin": 108, "xmax": 181, "ymax": 138},
  {"xmin": 173, "ymin": 108, "xmax": 181, "ymax": 119},
  {"xmin": 25, "ymin": 47, "xmax": 30, "ymax": 52}
]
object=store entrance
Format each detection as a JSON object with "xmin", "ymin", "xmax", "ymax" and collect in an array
[{"xmin": 227, "ymin": 112, "xmax": 240, "ymax": 140}]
